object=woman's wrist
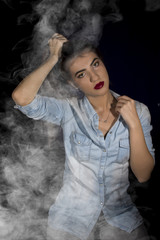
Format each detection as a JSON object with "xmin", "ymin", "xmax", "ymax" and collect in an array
[
  {"xmin": 128, "ymin": 119, "xmax": 142, "ymax": 131},
  {"xmin": 46, "ymin": 54, "xmax": 59, "ymax": 67}
]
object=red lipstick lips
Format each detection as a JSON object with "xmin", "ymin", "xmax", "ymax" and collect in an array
[{"xmin": 94, "ymin": 81, "xmax": 104, "ymax": 90}]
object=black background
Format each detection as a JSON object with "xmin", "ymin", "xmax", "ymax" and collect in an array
[
  {"xmin": 0, "ymin": 0, "xmax": 160, "ymax": 239},
  {"xmin": 99, "ymin": 3, "xmax": 160, "ymax": 239}
]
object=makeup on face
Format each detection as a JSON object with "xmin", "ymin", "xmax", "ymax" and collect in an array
[
  {"xmin": 94, "ymin": 81, "xmax": 104, "ymax": 90},
  {"xmin": 74, "ymin": 57, "xmax": 99, "ymax": 79},
  {"xmin": 68, "ymin": 51, "xmax": 109, "ymax": 97}
]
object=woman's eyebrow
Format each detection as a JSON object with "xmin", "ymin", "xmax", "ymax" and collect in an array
[
  {"xmin": 75, "ymin": 69, "xmax": 86, "ymax": 77},
  {"xmin": 90, "ymin": 57, "xmax": 99, "ymax": 66},
  {"xmin": 75, "ymin": 57, "xmax": 99, "ymax": 77}
]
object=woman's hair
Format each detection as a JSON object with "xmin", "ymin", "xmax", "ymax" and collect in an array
[{"xmin": 60, "ymin": 40, "xmax": 103, "ymax": 82}]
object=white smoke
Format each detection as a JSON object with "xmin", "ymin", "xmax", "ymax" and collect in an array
[
  {"xmin": 146, "ymin": 0, "xmax": 160, "ymax": 11},
  {"xmin": 0, "ymin": 99, "xmax": 65, "ymax": 239},
  {"xmin": 0, "ymin": 0, "xmax": 159, "ymax": 239}
]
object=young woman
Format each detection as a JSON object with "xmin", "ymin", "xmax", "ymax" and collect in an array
[{"xmin": 12, "ymin": 33, "xmax": 155, "ymax": 240}]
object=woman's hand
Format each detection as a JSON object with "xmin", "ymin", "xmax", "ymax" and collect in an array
[
  {"xmin": 48, "ymin": 33, "xmax": 68, "ymax": 62},
  {"xmin": 115, "ymin": 95, "xmax": 141, "ymax": 129}
]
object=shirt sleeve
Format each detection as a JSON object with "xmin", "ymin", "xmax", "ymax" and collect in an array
[
  {"xmin": 14, "ymin": 95, "xmax": 65, "ymax": 126},
  {"xmin": 138, "ymin": 102, "xmax": 155, "ymax": 161}
]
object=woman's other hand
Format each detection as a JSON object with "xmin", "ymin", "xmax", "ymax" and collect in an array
[{"xmin": 115, "ymin": 95, "xmax": 141, "ymax": 129}]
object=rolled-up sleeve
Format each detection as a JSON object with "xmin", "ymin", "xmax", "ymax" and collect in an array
[
  {"xmin": 138, "ymin": 103, "xmax": 155, "ymax": 161},
  {"xmin": 14, "ymin": 95, "xmax": 65, "ymax": 126}
]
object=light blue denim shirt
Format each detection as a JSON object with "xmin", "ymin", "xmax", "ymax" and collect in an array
[{"xmin": 14, "ymin": 90, "xmax": 155, "ymax": 240}]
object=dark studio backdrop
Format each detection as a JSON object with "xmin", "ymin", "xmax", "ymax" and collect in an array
[{"xmin": 0, "ymin": 0, "xmax": 160, "ymax": 240}]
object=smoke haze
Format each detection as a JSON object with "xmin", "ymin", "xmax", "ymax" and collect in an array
[{"xmin": 0, "ymin": 0, "xmax": 160, "ymax": 239}]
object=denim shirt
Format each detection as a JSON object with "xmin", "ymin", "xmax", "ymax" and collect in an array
[{"xmin": 14, "ymin": 90, "xmax": 155, "ymax": 240}]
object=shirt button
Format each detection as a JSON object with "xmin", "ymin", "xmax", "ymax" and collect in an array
[
  {"xmin": 100, "ymin": 202, "xmax": 103, "ymax": 205},
  {"xmin": 110, "ymin": 131, "xmax": 112, "ymax": 134},
  {"xmin": 103, "ymin": 149, "xmax": 106, "ymax": 152},
  {"xmin": 78, "ymin": 141, "xmax": 81, "ymax": 144}
]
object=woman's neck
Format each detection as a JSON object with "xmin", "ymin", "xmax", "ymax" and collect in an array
[{"xmin": 86, "ymin": 90, "xmax": 113, "ymax": 114}]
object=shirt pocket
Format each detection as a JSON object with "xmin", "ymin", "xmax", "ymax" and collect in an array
[
  {"xmin": 70, "ymin": 132, "xmax": 92, "ymax": 162},
  {"xmin": 118, "ymin": 138, "xmax": 130, "ymax": 163}
]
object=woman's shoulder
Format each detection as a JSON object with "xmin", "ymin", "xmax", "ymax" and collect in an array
[
  {"xmin": 134, "ymin": 99, "xmax": 149, "ymax": 112},
  {"xmin": 134, "ymin": 100, "xmax": 151, "ymax": 122}
]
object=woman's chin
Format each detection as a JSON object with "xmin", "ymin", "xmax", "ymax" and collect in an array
[{"xmin": 85, "ymin": 88, "xmax": 109, "ymax": 98}]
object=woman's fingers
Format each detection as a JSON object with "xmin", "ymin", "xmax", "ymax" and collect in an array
[
  {"xmin": 48, "ymin": 33, "xmax": 68, "ymax": 58},
  {"xmin": 49, "ymin": 33, "xmax": 68, "ymax": 42},
  {"xmin": 116, "ymin": 96, "xmax": 135, "ymax": 110},
  {"xmin": 115, "ymin": 95, "xmax": 132, "ymax": 113},
  {"xmin": 115, "ymin": 95, "xmax": 140, "ymax": 129},
  {"xmin": 117, "ymin": 95, "xmax": 133, "ymax": 101},
  {"xmin": 116, "ymin": 99, "xmax": 129, "ymax": 105},
  {"xmin": 48, "ymin": 35, "xmax": 68, "ymax": 51}
]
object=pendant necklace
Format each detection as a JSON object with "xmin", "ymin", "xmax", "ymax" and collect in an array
[
  {"xmin": 98, "ymin": 95, "xmax": 116, "ymax": 123},
  {"xmin": 99, "ymin": 110, "xmax": 110, "ymax": 123}
]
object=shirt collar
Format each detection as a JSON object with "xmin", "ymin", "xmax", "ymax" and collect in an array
[
  {"xmin": 82, "ymin": 90, "xmax": 120, "ymax": 121},
  {"xmin": 82, "ymin": 95, "xmax": 97, "ymax": 121}
]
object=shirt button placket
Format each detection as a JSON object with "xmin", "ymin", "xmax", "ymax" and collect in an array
[{"xmin": 99, "ymin": 148, "xmax": 106, "ymax": 207}]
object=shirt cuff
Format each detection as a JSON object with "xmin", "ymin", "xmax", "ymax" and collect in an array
[{"xmin": 14, "ymin": 95, "xmax": 40, "ymax": 114}]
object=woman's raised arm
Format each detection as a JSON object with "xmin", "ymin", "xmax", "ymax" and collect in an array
[{"xmin": 12, "ymin": 33, "xmax": 67, "ymax": 106}]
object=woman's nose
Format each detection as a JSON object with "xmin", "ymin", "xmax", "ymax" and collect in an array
[{"xmin": 89, "ymin": 70, "xmax": 99, "ymax": 82}]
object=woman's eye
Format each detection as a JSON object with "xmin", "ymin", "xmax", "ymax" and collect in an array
[
  {"xmin": 77, "ymin": 72, "xmax": 85, "ymax": 78},
  {"xmin": 93, "ymin": 61, "xmax": 99, "ymax": 67}
]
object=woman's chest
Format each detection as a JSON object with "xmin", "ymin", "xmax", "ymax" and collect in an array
[
  {"xmin": 63, "ymin": 117, "xmax": 129, "ymax": 163},
  {"xmin": 98, "ymin": 113, "xmax": 118, "ymax": 138}
]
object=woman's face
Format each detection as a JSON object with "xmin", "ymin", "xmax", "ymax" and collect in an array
[{"xmin": 68, "ymin": 50, "xmax": 110, "ymax": 98}]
